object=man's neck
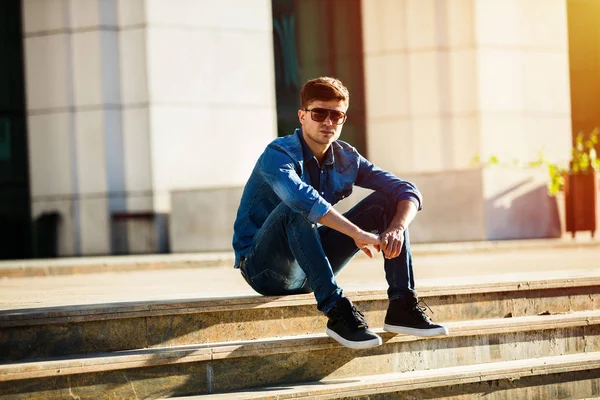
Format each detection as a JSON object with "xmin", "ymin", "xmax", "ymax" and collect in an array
[{"xmin": 302, "ymin": 134, "xmax": 329, "ymax": 165}]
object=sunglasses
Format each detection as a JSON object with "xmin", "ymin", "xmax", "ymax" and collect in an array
[{"xmin": 303, "ymin": 108, "xmax": 347, "ymax": 125}]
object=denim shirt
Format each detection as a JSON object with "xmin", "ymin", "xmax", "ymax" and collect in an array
[
  {"xmin": 232, "ymin": 128, "xmax": 423, "ymax": 267},
  {"xmin": 299, "ymin": 128, "xmax": 334, "ymax": 193}
]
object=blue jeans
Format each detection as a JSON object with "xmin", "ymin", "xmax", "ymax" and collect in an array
[{"xmin": 240, "ymin": 191, "xmax": 415, "ymax": 314}]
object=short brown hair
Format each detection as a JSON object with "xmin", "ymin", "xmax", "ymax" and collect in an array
[{"xmin": 300, "ymin": 77, "xmax": 350, "ymax": 109}]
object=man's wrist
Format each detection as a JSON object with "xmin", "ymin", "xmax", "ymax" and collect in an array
[
  {"xmin": 388, "ymin": 223, "xmax": 406, "ymax": 232},
  {"xmin": 350, "ymin": 226, "xmax": 365, "ymax": 238}
]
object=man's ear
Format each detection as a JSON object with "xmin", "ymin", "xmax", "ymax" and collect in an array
[{"xmin": 297, "ymin": 109, "xmax": 304, "ymax": 123}]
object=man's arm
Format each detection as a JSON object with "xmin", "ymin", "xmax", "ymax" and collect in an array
[
  {"xmin": 259, "ymin": 146, "xmax": 385, "ymax": 257},
  {"xmin": 379, "ymin": 200, "xmax": 417, "ymax": 259},
  {"xmin": 319, "ymin": 197, "xmax": 416, "ymax": 260},
  {"xmin": 355, "ymin": 155, "xmax": 422, "ymax": 211},
  {"xmin": 259, "ymin": 147, "xmax": 332, "ymax": 223},
  {"xmin": 319, "ymin": 208, "xmax": 382, "ymax": 258},
  {"xmin": 353, "ymin": 153, "xmax": 421, "ymax": 259}
]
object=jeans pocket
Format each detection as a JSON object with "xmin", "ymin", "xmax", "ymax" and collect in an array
[{"xmin": 250, "ymin": 268, "xmax": 301, "ymax": 295}]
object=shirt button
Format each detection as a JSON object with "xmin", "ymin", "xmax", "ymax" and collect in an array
[
  {"xmin": 321, "ymin": 192, "xmax": 324, "ymax": 195},
  {"xmin": 321, "ymin": 170, "xmax": 324, "ymax": 174}
]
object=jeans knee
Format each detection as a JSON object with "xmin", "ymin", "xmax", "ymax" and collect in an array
[
  {"xmin": 359, "ymin": 192, "xmax": 397, "ymax": 223},
  {"xmin": 280, "ymin": 205, "xmax": 317, "ymax": 229},
  {"xmin": 371, "ymin": 191, "xmax": 396, "ymax": 212}
]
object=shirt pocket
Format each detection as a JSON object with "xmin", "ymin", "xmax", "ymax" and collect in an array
[{"xmin": 332, "ymin": 184, "xmax": 353, "ymax": 205}]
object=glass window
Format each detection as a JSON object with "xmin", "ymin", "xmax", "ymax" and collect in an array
[
  {"xmin": 0, "ymin": 0, "xmax": 32, "ymax": 259},
  {"xmin": 272, "ymin": 0, "xmax": 367, "ymax": 155},
  {"xmin": 0, "ymin": 119, "xmax": 10, "ymax": 162}
]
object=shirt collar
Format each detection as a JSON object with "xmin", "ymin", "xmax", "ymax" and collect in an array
[{"xmin": 297, "ymin": 129, "xmax": 335, "ymax": 166}]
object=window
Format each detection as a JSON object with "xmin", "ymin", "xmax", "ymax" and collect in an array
[{"xmin": 271, "ymin": 0, "xmax": 367, "ymax": 155}]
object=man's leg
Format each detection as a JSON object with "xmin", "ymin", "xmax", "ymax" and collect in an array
[
  {"xmin": 319, "ymin": 191, "xmax": 447, "ymax": 337},
  {"xmin": 241, "ymin": 202, "xmax": 381, "ymax": 349},
  {"xmin": 318, "ymin": 191, "xmax": 413, "ymax": 297},
  {"xmin": 241, "ymin": 202, "xmax": 338, "ymax": 312}
]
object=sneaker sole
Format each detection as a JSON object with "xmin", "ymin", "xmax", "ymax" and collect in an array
[
  {"xmin": 383, "ymin": 324, "xmax": 449, "ymax": 337},
  {"xmin": 326, "ymin": 328, "xmax": 382, "ymax": 349}
]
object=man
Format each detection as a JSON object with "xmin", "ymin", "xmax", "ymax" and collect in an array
[{"xmin": 233, "ymin": 77, "xmax": 447, "ymax": 349}]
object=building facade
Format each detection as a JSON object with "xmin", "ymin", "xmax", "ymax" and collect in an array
[{"xmin": 0, "ymin": 0, "xmax": 597, "ymax": 259}]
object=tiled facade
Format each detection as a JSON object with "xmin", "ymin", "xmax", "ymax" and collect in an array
[
  {"xmin": 22, "ymin": 0, "xmax": 277, "ymax": 255},
  {"xmin": 17, "ymin": 0, "xmax": 586, "ymax": 255},
  {"xmin": 362, "ymin": 0, "xmax": 572, "ymax": 242}
]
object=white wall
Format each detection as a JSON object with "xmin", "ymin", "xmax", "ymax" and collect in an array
[
  {"xmin": 144, "ymin": 0, "xmax": 278, "ymax": 212},
  {"xmin": 23, "ymin": 0, "xmax": 278, "ymax": 255},
  {"xmin": 361, "ymin": 0, "xmax": 572, "ymax": 241},
  {"xmin": 24, "ymin": 0, "xmax": 121, "ymax": 255}
]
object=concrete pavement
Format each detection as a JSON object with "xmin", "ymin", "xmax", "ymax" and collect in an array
[
  {"xmin": 1, "ymin": 242, "xmax": 599, "ymax": 310},
  {"xmin": 0, "ymin": 234, "xmax": 598, "ymax": 278}
]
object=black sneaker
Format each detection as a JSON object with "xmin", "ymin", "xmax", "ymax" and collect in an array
[
  {"xmin": 325, "ymin": 297, "xmax": 382, "ymax": 349},
  {"xmin": 383, "ymin": 291, "xmax": 448, "ymax": 337}
]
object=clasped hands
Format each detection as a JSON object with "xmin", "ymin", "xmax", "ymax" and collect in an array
[{"xmin": 354, "ymin": 227, "xmax": 405, "ymax": 259}]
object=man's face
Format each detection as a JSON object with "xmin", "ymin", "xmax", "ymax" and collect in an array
[{"xmin": 298, "ymin": 100, "xmax": 348, "ymax": 149}]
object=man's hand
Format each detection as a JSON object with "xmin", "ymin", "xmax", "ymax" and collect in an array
[
  {"xmin": 378, "ymin": 200, "xmax": 416, "ymax": 259},
  {"xmin": 353, "ymin": 230, "xmax": 382, "ymax": 258},
  {"xmin": 379, "ymin": 227, "xmax": 405, "ymax": 259},
  {"xmin": 318, "ymin": 208, "xmax": 384, "ymax": 258}
]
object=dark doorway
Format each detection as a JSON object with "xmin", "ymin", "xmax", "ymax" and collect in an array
[
  {"xmin": 0, "ymin": 0, "xmax": 32, "ymax": 259},
  {"xmin": 271, "ymin": 0, "xmax": 367, "ymax": 155}
]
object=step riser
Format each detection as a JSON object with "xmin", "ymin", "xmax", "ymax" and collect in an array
[
  {"xmin": 2, "ymin": 324, "xmax": 599, "ymax": 399},
  {"xmin": 1, "ymin": 286, "xmax": 597, "ymax": 362},
  {"xmin": 312, "ymin": 369, "xmax": 600, "ymax": 400}
]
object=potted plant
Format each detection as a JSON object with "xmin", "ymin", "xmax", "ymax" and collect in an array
[
  {"xmin": 552, "ymin": 129, "xmax": 599, "ymax": 237},
  {"xmin": 472, "ymin": 128, "xmax": 600, "ymax": 238}
]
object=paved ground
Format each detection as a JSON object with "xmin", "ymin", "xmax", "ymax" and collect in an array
[{"xmin": 1, "ymin": 244, "xmax": 599, "ymax": 310}]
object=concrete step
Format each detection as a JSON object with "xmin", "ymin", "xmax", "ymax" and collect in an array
[
  {"xmin": 2, "ymin": 271, "xmax": 599, "ymax": 362},
  {"xmin": 0, "ymin": 252, "xmax": 235, "ymax": 278},
  {"xmin": 1, "ymin": 237, "xmax": 598, "ymax": 278},
  {"xmin": 1, "ymin": 311, "xmax": 599, "ymax": 399},
  {"xmin": 178, "ymin": 352, "xmax": 600, "ymax": 400}
]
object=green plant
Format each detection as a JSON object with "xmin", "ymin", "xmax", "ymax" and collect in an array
[
  {"xmin": 571, "ymin": 128, "xmax": 599, "ymax": 173},
  {"xmin": 471, "ymin": 128, "xmax": 600, "ymax": 196},
  {"xmin": 546, "ymin": 128, "xmax": 599, "ymax": 196}
]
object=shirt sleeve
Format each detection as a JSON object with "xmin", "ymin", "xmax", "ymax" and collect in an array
[
  {"xmin": 355, "ymin": 154, "xmax": 423, "ymax": 210},
  {"xmin": 258, "ymin": 146, "xmax": 332, "ymax": 223}
]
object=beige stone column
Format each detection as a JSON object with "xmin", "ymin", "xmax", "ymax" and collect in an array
[
  {"xmin": 24, "ymin": 0, "xmax": 123, "ymax": 256},
  {"xmin": 362, "ymin": 0, "xmax": 572, "ymax": 242},
  {"xmin": 23, "ymin": 0, "xmax": 278, "ymax": 255},
  {"xmin": 143, "ymin": 0, "xmax": 278, "ymax": 252},
  {"xmin": 143, "ymin": 0, "xmax": 277, "ymax": 211},
  {"xmin": 476, "ymin": 0, "xmax": 571, "ymax": 239}
]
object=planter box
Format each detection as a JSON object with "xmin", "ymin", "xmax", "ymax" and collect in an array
[{"xmin": 564, "ymin": 169, "xmax": 598, "ymax": 237}]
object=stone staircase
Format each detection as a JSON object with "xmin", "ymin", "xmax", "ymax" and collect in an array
[{"xmin": 2, "ymin": 269, "xmax": 600, "ymax": 399}]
